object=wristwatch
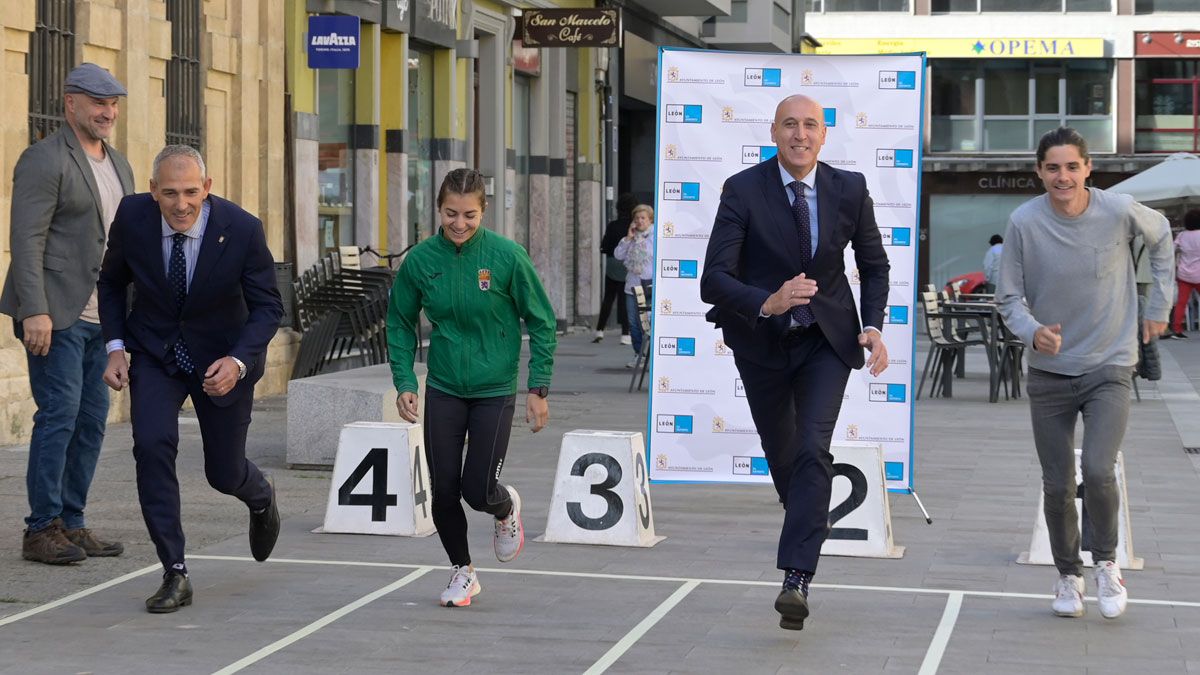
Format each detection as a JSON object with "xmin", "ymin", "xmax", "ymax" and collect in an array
[
  {"xmin": 528, "ymin": 386, "xmax": 549, "ymax": 399},
  {"xmin": 230, "ymin": 356, "xmax": 247, "ymax": 380}
]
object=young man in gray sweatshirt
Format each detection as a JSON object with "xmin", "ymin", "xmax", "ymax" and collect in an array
[{"xmin": 997, "ymin": 127, "xmax": 1174, "ymax": 621}]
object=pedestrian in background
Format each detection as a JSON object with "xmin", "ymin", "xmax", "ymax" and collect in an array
[
  {"xmin": 614, "ymin": 204, "xmax": 655, "ymax": 369},
  {"xmin": 594, "ymin": 193, "xmax": 637, "ymax": 344},
  {"xmin": 997, "ymin": 127, "xmax": 1174, "ymax": 621},
  {"xmin": 982, "ymin": 233, "xmax": 1003, "ymax": 293},
  {"xmin": 0, "ymin": 63, "xmax": 132, "ymax": 565},
  {"xmin": 387, "ymin": 168, "xmax": 557, "ymax": 607},
  {"xmin": 1164, "ymin": 208, "xmax": 1200, "ymax": 339}
]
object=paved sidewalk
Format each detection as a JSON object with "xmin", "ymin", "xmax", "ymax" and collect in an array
[{"xmin": 0, "ymin": 331, "xmax": 1198, "ymax": 674}]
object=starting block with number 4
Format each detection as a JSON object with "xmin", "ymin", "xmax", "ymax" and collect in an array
[
  {"xmin": 539, "ymin": 430, "xmax": 664, "ymax": 548},
  {"xmin": 321, "ymin": 422, "xmax": 435, "ymax": 537}
]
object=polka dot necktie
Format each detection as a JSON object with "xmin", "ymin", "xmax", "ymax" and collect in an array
[
  {"xmin": 787, "ymin": 181, "xmax": 816, "ymax": 328},
  {"xmin": 169, "ymin": 232, "xmax": 195, "ymax": 374}
]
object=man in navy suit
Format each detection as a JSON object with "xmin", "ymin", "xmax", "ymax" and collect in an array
[
  {"xmin": 700, "ymin": 94, "xmax": 891, "ymax": 631},
  {"xmin": 98, "ymin": 145, "xmax": 283, "ymax": 613}
]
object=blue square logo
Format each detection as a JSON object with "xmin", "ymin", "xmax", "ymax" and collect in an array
[
  {"xmin": 680, "ymin": 183, "xmax": 701, "ymax": 201},
  {"xmin": 676, "ymin": 338, "xmax": 696, "ymax": 356},
  {"xmin": 897, "ymin": 71, "xmax": 916, "ymax": 89},
  {"xmin": 885, "ymin": 462, "xmax": 904, "ymax": 481},
  {"xmin": 751, "ymin": 457, "xmax": 770, "ymax": 475},
  {"xmin": 683, "ymin": 104, "xmax": 703, "ymax": 123},
  {"xmin": 824, "ymin": 108, "xmax": 837, "ymax": 128},
  {"xmin": 894, "ymin": 149, "xmax": 914, "ymax": 168},
  {"xmin": 892, "ymin": 227, "xmax": 912, "ymax": 246},
  {"xmin": 678, "ymin": 260, "xmax": 698, "ymax": 279},
  {"xmin": 886, "ymin": 384, "xmax": 906, "ymax": 403},
  {"xmin": 886, "ymin": 306, "xmax": 909, "ymax": 324},
  {"xmin": 674, "ymin": 415, "xmax": 693, "ymax": 434},
  {"xmin": 762, "ymin": 69, "xmax": 781, "ymax": 87}
]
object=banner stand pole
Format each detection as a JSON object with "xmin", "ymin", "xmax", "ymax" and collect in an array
[{"xmin": 909, "ymin": 489, "xmax": 933, "ymax": 524}]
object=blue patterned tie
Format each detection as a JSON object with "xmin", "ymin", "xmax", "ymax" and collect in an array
[
  {"xmin": 788, "ymin": 181, "xmax": 816, "ymax": 328},
  {"xmin": 169, "ymin": 232, "xmax": 195, "ymax": 374}
]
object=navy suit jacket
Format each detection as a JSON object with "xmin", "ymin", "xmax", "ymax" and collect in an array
[
  {"xmin": 97, "ymin": 193, "xmax": 283, "ymax": 405},
  {"xmin": 699, "ymin": 158, "xmax": 890, "ymax": 371}
]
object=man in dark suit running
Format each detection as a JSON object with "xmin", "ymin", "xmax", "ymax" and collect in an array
[
  {"xmin": 700, "ymin": 94, "xmax": 891, "ymax": 631},
  {"xmin": 98, "ymin": 145, "xmax": 283, "ymax": 613}
]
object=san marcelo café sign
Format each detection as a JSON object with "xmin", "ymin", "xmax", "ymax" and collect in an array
[{"xmin": 521, "ymin": 8, "xmax": 621, "ymax": 48}]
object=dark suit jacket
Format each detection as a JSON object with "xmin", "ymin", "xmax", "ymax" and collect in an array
[
  {"xmin": 699, "ymin": 158, "xmax": 890, "ymax": 371},
  {"xmin": 97, "ymin": 194, "xmax": 283, "ymax": 405},
  {"xmin": 0, "ymin": 127, "xmax": 134, "ymax": 326}
]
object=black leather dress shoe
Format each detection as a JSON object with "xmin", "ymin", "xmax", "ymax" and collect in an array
[
  {"xmin": 146, "ymin": 573, "xmax": 193, "ymax": 614},
  {"xmin": 775, "ymin": 587, "xmax": 810, "ymax": 630},
  {"xmin": 249, "ymin": 479, "xmax": 280, "ymax": 562}
]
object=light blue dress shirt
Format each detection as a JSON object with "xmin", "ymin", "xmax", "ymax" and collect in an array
[{"xmin": 779, "ymin": 161, "xmax": 818, "ymax": 259}]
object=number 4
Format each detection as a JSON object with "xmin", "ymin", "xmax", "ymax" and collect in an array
[{"xmin": 337, "ymin": 447, "xmax": 399, "ymax": 522}]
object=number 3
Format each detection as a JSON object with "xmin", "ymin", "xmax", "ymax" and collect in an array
[{"xmin": 566, "ymin": 453, "xmax": 623, "ymax": 531}]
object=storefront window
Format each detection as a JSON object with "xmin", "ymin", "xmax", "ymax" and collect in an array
[
  {"xmin": 408, "ymin": 48, "xmax": 434, "ymax": 243},
  {"xmin": 810, "ymin": 0, "xmax": 909, "ymax": 10},
  {"xmin": 513, "ymin": 75, "xmax": 532, "ymax": 249},
  {"xmin": 1135, "ymin": 60, "xmax": 1199, "ymax": 152},
  {"xmin": 1136, "ymin": 0, "xmax": 1195, "ymax": 11},
  {"xmin": 933, "ymin": 0, "xmax": 1110, "ymax": 9},
  {"xmin": 929, "ymin": 194, "xmax": 1031, "ymax": 288},
  {"xmin": 931, "ymin": 60, "xmax": 1114, "ymax": 153},
  {"xmin": 317, "ymin": 68, "xmax": 355, "ymax": 253}
]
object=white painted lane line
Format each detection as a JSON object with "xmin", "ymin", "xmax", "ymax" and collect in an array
[
  {"xmin": 211, "ymin": 566, "xmax": 433, "ymax": 675},
  {"xmin": 584, "ymin": 580, "xmax": 700, "ymax": 675},
  {"xmin": 918, "ymin": 592, "xmax": 963, "ymax": 675},
  {"xmin": 186, "ymin": 555, "xmax": 1200, "ymax": 609},
  {"xmin": 0, "ymin": 564, "xmax": 160, "ymax": 629}
]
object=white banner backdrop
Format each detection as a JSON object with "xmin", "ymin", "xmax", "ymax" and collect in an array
[{"xmin": 648, "ymin": 48, "xmax": 924, "ymax": 492}]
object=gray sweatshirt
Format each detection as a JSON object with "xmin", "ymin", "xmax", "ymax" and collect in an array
[{"xmin": 996, "ymin": 188, "xmax": 1174, "ymax": 376}]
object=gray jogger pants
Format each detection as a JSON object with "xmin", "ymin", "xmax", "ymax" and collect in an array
[{"xmin": 1026, "ymin": 365, "xmax": 1133, "ymax": 577}]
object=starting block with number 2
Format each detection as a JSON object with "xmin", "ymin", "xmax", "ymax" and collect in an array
[{"xmin": 321, "ymin": 422, "xmax": 435, "ymax": 537}]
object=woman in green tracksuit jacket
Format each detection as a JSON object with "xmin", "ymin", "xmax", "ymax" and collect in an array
[{"xmin": 386, "ymin": 168, "xmax": 557, "ymax": 607}]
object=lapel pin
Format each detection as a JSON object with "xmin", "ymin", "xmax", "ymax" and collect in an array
[{"xmin": 218, "ymin": 235, "xmax": 225, "ymax": 244}]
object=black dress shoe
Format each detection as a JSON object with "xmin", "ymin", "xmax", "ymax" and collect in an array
[
  {"xmin": 146, "ymin": 573, "xmax": 193, "ymax": 614},
  {"xmin": 775, "ymin": 570, "xmax": 811, "ymax": 630},
  {"xmin": 249, "ymin": 479, "xmax": 280, "ymax": 562}
]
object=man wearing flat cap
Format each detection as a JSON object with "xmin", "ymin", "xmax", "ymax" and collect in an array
[{"xmin": 1, "ymin": 62, "xmax": 134, "ymax": 564}]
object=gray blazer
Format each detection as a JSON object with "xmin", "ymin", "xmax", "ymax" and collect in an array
[{"xmin": 0, "ymin": 126, "xmax": 135, "ymax": 328}]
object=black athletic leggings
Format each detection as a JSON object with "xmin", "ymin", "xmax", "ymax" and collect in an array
[{"xmin": 424, "ymin": 386, "xmax": 516, "ymax": 567}]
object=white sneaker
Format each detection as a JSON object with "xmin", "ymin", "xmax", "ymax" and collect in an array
[
  {"xmin": 1051, "ymin": 574, "xmax": 1085, "ymax": 617},
  {"xmin": 440, "ymin": 565, "xmax": 480, "ymax": 607},
  {"xmin": 625, "ymin": 358, "xmax": 638, "ymax": 369},
  {"xmin": 494, "ymin": 486, "xmax": 524, "ymax": 563},
  {"xmin": 620, "ymin": 334, "xmax": 632, "ymax": 345},
  {"xmin": 593, "ymin": 330, "xmax": 604, "ymax": 343},
  {"xmin": 1094, "ymin": 561, "xmax": 1128, "ymax": 619}
]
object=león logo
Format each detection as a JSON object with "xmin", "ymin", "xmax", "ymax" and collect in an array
[
  {"xmin": 846, "ymin": 423, "xmax": 859, "ymax": 440},
  {"xmin": 856, "ymin": 112, "xmax": 869, "ymax": 128},
  {"xmin": 714, "ymin": 339, "xmax": 731, "ymax": 356},
  {"xmin": 668, "ymin": 66, "xmax": 679, "ymax": 82},
  {"xmin": 655, "ymin": 454, "xmax": 669, "ymax": 470},
  {"xmin": 722, "ymin": 106, "xmax": 734, "ymax": 122},
  {"xmin": 662, "ymin": 221, "xmax": 675, "ymax": 237},
  {"xmin": 660, "ymin": 298, "xmax": 673, "ymax": 315},
  {"xmin": 801, "ymin": 69, "xmax": 814, "ymax": 86},
  {"xmin": 712, "ymin": 416, "xmax": 726, "ymax": 433},
  {"xmin": 657, "ymin": 376, "xmax": 670, "ymax": 393},
  {"xmin": 664, "ymin": 144, "xmax": 678, "ymax": 160}
]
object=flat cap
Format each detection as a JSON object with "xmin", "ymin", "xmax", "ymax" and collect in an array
[{"xmin": 64, "ymin": 63, "xmax": 127, "ymax": 98}]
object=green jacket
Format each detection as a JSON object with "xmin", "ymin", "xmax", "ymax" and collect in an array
[{"xmin": 387, "ymin": 227, "xmax": 557, "ymax": 398}]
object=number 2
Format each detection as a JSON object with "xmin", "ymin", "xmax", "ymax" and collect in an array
[{"xmin": 827, "ymin": 462, "xmax": 868, "ymax": 541}]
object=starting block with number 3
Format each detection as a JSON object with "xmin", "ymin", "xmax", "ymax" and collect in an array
[
  {"xmin": 321, "ymin": 422, "xmax": 435, "ymax": 537},
  {"xmin": 538, "ymin": 430, "xmax": 665, "ymax": 548}
]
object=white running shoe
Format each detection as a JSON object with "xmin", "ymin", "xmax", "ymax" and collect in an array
[
  {"xmin": 625, "ymin": 358, "xmax": 638, "ymax": 369},
  {"xmin": 593, "ymin": 330, "xmax": 604, "ymax": 343},
  {"xmin": 440, "ymin": 565, "xmax": 480, "ymax": 607},
  {"xmin": 1094, "ymin": 561, "xmax": 1128, "ymax": 619},
  {"xmin": 1051, "ymin": 574, "xmax": 1085, "ymax": 617},
  {"xmin": 620, "ymin": 334, "xmax": 632, "ymax": 345},
  {"xmin": 494, "ymin": 486, "xmax": 524, "ymax": 563}
]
